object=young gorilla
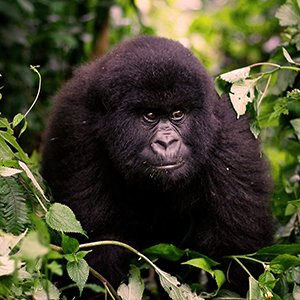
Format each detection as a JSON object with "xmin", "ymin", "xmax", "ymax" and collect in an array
[{"xmin": 42, "ymin": 35, "xmax": 273, "ymax": 296}]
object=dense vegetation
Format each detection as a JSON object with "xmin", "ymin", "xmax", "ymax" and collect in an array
[{"xmin": 1, "ymin": 0, "xmax": 300, "ymax": 299}]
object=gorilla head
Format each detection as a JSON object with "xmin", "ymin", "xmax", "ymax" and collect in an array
[
  {"xmin": 42, "ymin": 35, "xmax": 273, "ymax": 296},
  {"xmin": 80, "ymin": 37, "xmax": 218, "ymax": 186}
]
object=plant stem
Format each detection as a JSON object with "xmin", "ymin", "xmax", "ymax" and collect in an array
[
  {"xmin": 89, "ymin": 267, "xmax": 120, "ymax": 300},
  {"xmin": 79, "ymin": 240, "xmax": 159, "ymax": 271},
  {"xmin": 225, "ymin": 256, "xmax": 254, "ymax": 278},
  {"xmin": 24, "ymin": 65, "xmax": 41, "ymax": 118},
  {"xmin": 257, "ymin": 74, "xmax": 272, "ymax": 109},
  {"xmin": 226, "ymin": 254, "xmax": 266, "ymax": 269}
]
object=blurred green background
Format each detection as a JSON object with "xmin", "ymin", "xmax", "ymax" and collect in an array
[{"xmin": 0, "ymin": 0, "xmax": 284, "ymax": 152}]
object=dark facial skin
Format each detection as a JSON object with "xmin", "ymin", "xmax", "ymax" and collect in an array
[{"xmin": 142, "ymin": 109, "xmax": 189, "ymax": 168}]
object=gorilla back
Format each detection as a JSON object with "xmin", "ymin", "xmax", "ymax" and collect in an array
[{"xmin": 42, "ymin": 35, "xmax": 273, "ymax": 295}]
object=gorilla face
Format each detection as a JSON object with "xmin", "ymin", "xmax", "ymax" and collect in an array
[
  {"xmin": 103, "ymin": 93, "xmax": 217, "ymax": 187},
  {"xmin": 83, "ymin": 37, "xmax": 220, "ymax": 187},
  {"xmin": 131, "ymin": 106, "xmax": 191, "ymax": 182}
]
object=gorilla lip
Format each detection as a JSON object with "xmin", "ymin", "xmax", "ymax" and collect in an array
[{"xmin": 155, "ymin": 161, "xmax": 184, "ymax": 170}]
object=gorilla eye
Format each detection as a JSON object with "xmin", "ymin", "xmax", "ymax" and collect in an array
[
  {"xmin": 171, "ymin": 110, "xmax": 184, "ymax": 120},
  {"xmin": 144, "ymin": 112, "xmax": 157, "ymax": 121}
]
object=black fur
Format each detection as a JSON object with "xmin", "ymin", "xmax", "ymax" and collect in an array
[{"xmin": 42, "ymin": 35, "xmax": 273, "ymax": 296}]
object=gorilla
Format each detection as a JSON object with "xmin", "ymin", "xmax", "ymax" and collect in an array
[{"xmin": 42, "ymin": 35, "xmax": 273, "ymax": 296}]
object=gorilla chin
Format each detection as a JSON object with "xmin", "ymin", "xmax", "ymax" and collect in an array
[{"xmin": 147, "ymin": 160, "xmax": 191, "ymax": 187}]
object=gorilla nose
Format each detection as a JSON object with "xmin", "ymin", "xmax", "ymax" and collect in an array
[{"xmin": 151, "ymin": 135, "xmax": 181, "ymax": 157}]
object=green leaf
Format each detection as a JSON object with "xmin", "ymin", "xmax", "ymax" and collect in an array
[
  {"xmin": 12, "ymin": 113, "xmax": 24, "ymax": 128},
  {"xmin": 84, "ymin": 284, "xmax": 105, "ymax": 293},
  {"xmin": 76, "ymin": 250, "xmax": 91, "ymax": 260},
  {"xmin": 47, "ymin": 261, "xmax": 63, "ymax": 276},
  {"xmin": 255, "ymin": 244, "xmax": 300, "ymax": 258},
  {"xmin": 64, "ymin": 253, "xmax": 76, "ymax": 262},
  {"xmin": 182, "ymin": 258, "xmax": 214, "ymax": 272},
  {"xmin": 290, "ymin": 119, "xmax": 300, "ymax": 139},
  {"xmin": 292, "ymin": 32, "xmax": 300, "ymax": 50},
  {"xmin": 248, "ymin": 277, "xmax": 264, "ymax": 300},
  {"xmin": 288, "ymin": 199, "xmax": 300, "ymax": 210},
  {"xmin": 285, "ymin": 203, "xmax": 297, "ymax": 216},
  {"xmin": 31, "ymin": 214, "xmax": 50, "ymax": 247},
  {"xmin": 67, "ymin": 258, "xmax": 89, "ymax": 295},
  {"xmin": 0, "ymin": 117, "xmax": 13, "ymax": 134},
  {"xmin": 268, "ymin": 99, "xmax": 290, "ymax": 122},
  {"xmin": 142, "ymin": 243, "xmax": 185, "ymax": 261},
  {"xmin": 0, "ymin": 176, "xmax": 29, "ymax": 235},
  {"xmin": 18, "ymin": 117, "xmax": 27, "ymax": 138},
  {"xmin": 182, "ymin": 258, "xmax": 225, "ymax": 295},
  {"xmin": 118, "ymin": 265, "xmax": 144, "ymax": 300},
  {"xmin": 258, "ymin": 270, "xmax": 279, "ymax": 290},
  {"xmin": 21, "ymin": 231, "xmax": 49, "ymax": 261},
  {"xmin": 61, "ymin": 234, "xmax": 79, "ymax": 254},
  {"xmin": 250, "ymin": 120, "xmax": 261, "ymax": 139},
  {"xmin": 276, "ymin": 0, "xmax": 300, "ymax": 27},
  {"xmin": 0, "ymin": 130, "xmax": 31, "ymax": 163},
  {"xmin": 269, "ymin": 254, "xmax": 300, "ymax": 274},
  {"xmin": 45, "ymin": 203, "xmax": 86, "ymax": 236}
]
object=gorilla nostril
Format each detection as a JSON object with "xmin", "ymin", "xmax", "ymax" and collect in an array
[
  {"xmin": 156, "ymin": 140, "xmax": 168, "ymax": 149},
  {"xmin": 152, "ymin": 138, "xmax": 180, "ymax": 155}
]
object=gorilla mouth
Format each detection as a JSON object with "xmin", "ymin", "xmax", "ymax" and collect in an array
[{"xmin": 154, "ymin": 161, "xmax": 184, "ymax": 170}]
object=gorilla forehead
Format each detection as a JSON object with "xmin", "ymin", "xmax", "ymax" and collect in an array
[{"xmin": 89, "ymin": 36, "xmax": 215, "ymax": 109}]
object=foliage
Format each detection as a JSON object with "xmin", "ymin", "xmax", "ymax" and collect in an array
[
  {"xmin": 137, "ymin": 0, "xmax": 285, "ymax": 74},
  {"xmin": 2, "ymin": 0, "xmax": 300, "ymax": 300},
  {"xmin": 0, "ymin": 0, "xmax": 148, "ymax": 154}
]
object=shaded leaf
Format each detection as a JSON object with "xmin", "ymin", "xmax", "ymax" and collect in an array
[
  {"xmin": 33, "ymin": 280, "xmax": 60, "ymax": 300},
  {"xmin": 248, "ymin": 277, "xmax": 264, "ymax": 300},
  {"xmin": 0, "ymin": 230, "xmax": 27, "ymax": 256},
  {"xmin": 118, "ymin": 265, "xmax": 144, "ymax": 300},
  {"xmin": 21, "ymin": 231, "xmax": 49, "ymax": 260},
  {"xmin": 229, "ymin": 79, "xmax": 257, "ymax": 118},
  {"xmin": 293, "ymin": 284, "xmax": 300, "ymax": 300},
  {"xmin": 283, "ymin": 47, "xmax": 297, "ymax": 64},
  {"xmin": 0, "ymin": 256, "xmax": 15, "ymax": 276},
  {"xmin": 157, "ymin": 269, "xmax": 204, "ymax": 300},
  {"xmin": 0, "ymin": 166, "xmax": 22, "ymax": 177},
  {"xmin": 220, "ymin": 67, "xmax": 251, "ymax": 83}
]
